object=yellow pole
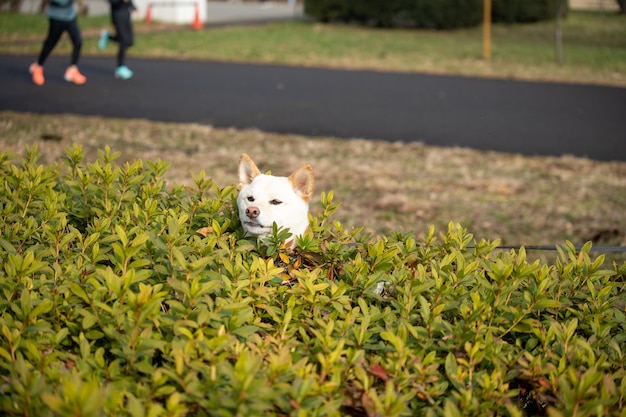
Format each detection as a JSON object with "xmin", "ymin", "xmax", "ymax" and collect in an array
[{"xmin": 483, "ymin": 0, "xmax": 492, "ymax": 60}]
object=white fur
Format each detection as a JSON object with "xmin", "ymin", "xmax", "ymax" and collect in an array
[{"xmin": 237, "ymin": 154, "xmax": 314, "ymax": 247}]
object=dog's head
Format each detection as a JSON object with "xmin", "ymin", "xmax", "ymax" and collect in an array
[{"xmin": 237, "ymin": 154, "xmax": 314, "ymax": 247}]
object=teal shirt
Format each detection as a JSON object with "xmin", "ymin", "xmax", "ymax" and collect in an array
[{"xmin": 46, "ymin": 0, "xmax": 77, "ymax": 21}]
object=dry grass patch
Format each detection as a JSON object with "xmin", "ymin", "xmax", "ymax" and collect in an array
[{"xmin": 1, "ymin": 111, "xmax": 625, "ymax": 253}]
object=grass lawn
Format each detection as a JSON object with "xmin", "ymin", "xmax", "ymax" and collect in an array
[{"xmin": 1, "ymin": 11, "xmax": 625, "ymax": 85}]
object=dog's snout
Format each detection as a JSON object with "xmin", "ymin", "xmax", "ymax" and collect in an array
[{"xmin": 246, "ymin": 206, "xmax": 260, "ymax": 219}]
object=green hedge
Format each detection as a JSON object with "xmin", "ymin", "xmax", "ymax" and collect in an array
[
  {"xmin": 492, "ymin": 0, "xmax": 562, "ymax": 23},
  {"xmin": 0, "ymin": 146, "xmax": 625, "ymax": 416},
  {"xmin": 305, "ymin": 0, "xmax": 484, "ymax": 29},
  {"xmin": 304, "ymin": 0, "xmax": 562, "ymax": 28}
]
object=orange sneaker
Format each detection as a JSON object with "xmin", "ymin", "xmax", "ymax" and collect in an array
[
  {"xmin": 64, "ymin": 65, "xmax": 86, "ymax": 85},
  {"xmin": 29, "ymin": 63, "xmax": 44, "ymax": 86}
]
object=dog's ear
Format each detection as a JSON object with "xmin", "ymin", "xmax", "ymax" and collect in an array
[
  {"xmin": 239, "ymin": 154, "xmax": 261, "ymax": 187},
  {"xmin": 289, "ymin": 164, "xmax": 314, "ymax": 202}
]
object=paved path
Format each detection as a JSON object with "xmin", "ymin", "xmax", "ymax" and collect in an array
[{"xmin": 1, "ymin": 54, "xmax": 625, "ymax": 162}]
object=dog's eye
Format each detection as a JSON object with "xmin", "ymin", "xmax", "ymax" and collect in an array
[
  {"xmin": 247, "ymin": 196, "xmax": 255, "ymax": 202},
  {"xmin": 269, "ymin": 199, "xmax": 282, "ymax": 205}
]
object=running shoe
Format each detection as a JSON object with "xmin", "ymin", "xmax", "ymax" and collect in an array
[
  {"xmin": 98, "ymin": 29, "xmax": 109, "ymax": 50},
  {"xmin": 29, "ymin": 63, "xmax": 44, "ymax": 86},
  {"xmin": 64, "ymin": 65, "xmax": 87, "ymax": 85},
  {"xmin": 115, "ymin": 65, "xmax": 134, "ymax": 80}
]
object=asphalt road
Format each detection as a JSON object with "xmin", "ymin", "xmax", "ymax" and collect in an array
[{"xmin": 1, "ymin": 54, "xmax": 625, "ymax": 161}]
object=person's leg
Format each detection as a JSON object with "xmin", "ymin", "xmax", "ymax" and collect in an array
[
  {"xmin": 115, "ymin": 11, "xmax": 134, "ymax": 67},
  {"xmin": 113, "ymin": 10, "xmax": 134, "ymax": 79},
  {"xmin": 116, "ymin": 44, "xmax": 127, "ymax": 67},
  {"xmin": 109, "ymin": 10, "xmax": 123, "ymax": 44},
  {"xmin": 66, "ymin": 18, "xmax": 83, "ymax": 66},
  {"xmin": 30, "ymin": 18, "xmax": 64, "ymax": 85},
  {"xmin": 63, "ymin": 19, "xmax": 86, "ymax": 85},
  {"xmin": 37, "ymin": 18, "xmax": 65, "ymax": 66}
]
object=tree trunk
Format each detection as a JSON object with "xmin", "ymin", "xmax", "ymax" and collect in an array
[{"xmin": 617, "ymin": 0, "xmax": 626, "ymax": 14}]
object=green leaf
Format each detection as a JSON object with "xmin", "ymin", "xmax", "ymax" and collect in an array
[
  {"xmin": 55, "ymin": 328, "xmax": 70, "ymax": 345},
  {"xmin": 115, "ymin": 224, "xmax": 128, "ymax": 247},
  {"xmin": 0, "ymin": 346, "xmax": 12, "ymax": 362},
  {"xmin": 232, "ymin": 325, "xmax": 261, "ymax": 339},
  {"xmin": 81, "ymin": 312, "xmax": 98, "ymax": 330},
  {"xmin": 20, "ymin": 290, "xmax": 32, "ymax": 316},
  {"xmin": 0, "ymin": 238, "xmax": 17, "ymax": 254},
  {"xmin": 79, "ymin": 333, "xmax": 91, "ymax": 359},
  {"xmin": 134, "ymin": 361, "xmax": 156, "ymax": 375},
  {"xmin": 127, "ymin": 394, "xmax": 146, "ymax": 417},
  {"xmin": 70, "ymin": 283, "xmax": 91, "ymax": 304},
  {"xmin": 30, "ymin": 299, "xmax": 53, "ymax": 318},
  {"xmin": 380, "ymin": 331, "xmax": 404, "ymax": 354},
  {"xmin": 566, "ymin": 318, "xmax": 579, "ymax": 341},
  {"xmin": 445, "ymin": 353, "xmax": 464, "ymax": 391},
  {"xmin": 83, "ymin": 232, "xmax": 101, "ymax": 249},
  {"xmin": 534, "ymin": 298, "xmax": 561, "ymax": 310}
]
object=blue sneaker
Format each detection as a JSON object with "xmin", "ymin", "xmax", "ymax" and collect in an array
[
  {"xmin": 115, "ymin": 65, "xmax": 134, "ymax": 80},
  {"xmin": 98, "ymin": 29, "xmax": 109, "ymax": 50}
]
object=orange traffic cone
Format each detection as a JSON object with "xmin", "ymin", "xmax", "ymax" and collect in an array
[
  {"xmin": 191, "ymin": 3, "xmax": 203, "ymax": 30},
  {"xmin": 144, "ymin": 3, "xmax": 152, "ymax": 24}
]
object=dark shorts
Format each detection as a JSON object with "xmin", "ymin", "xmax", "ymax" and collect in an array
[{"xmin": 112, "ymin": 9, "xmax": 134, "ymax": 46}]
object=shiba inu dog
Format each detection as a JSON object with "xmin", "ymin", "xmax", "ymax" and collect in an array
[{"xmin": 237, "ymin": 154, "xmax": 314, "ymax": 248}]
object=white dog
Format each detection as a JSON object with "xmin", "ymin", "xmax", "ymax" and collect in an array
[{"xmin": 237, "ymin": 154, "xmax": 314, "ymax": 248}]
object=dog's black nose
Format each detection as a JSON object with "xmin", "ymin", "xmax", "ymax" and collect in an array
[{"xmin": 246, "ymin": 206, "xmax": 260, "ymax": 219}]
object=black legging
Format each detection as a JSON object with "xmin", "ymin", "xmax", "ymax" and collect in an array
[
  {"xmin": 110, "ymin": 8, "xmax": 134, "ymax": 67},
  {"xmin": 37, "ymin": 18, "xmax": 82, "ymax": 66},
  {"xmin": 112, "ymin": 41, "xmax": 129, "ymax": 68}
]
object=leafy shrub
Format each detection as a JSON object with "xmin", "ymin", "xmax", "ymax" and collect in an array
[
  {"xmin": 305, "ymin": 0, "xmax": 483, "ymax": 29},
  {"xmin": 304, "ymin": 0, "xmax": 350, "ymax": 23},
  {"xmin": 0, "ymin": 146, "xmax": 625, "ymax": 416},
  {"xmin": 492, "ymin": 0, "xmax": 563, "ymax": 24},
  {"xmin": 304, "ymin": 0, "xmax": 561, "ymax": 28}
]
